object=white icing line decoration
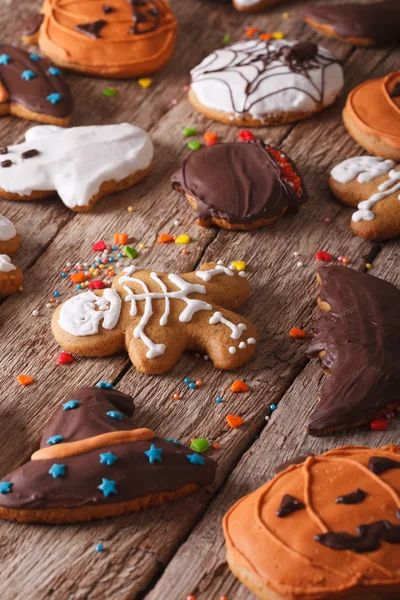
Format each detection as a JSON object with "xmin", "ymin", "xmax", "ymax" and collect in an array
[
  {"xmin": 0, "ymin": 254, "xmax": 16, "ymax": 273},
  {"xmin": 0, "ymin": 123, "xmax": 153, "ymax": 210},
  {"xmin": 331, "ymin": 156, "xmax": 400, "ymax": 222},
  {"xmin": 58, "ymin": 289, "xmax": 122, "ymax": 336},
  {"xmin": 196, "ymin": 264, "xmax": 235, "ymax": 282},
  {"xmin": 209, "ymin": 311, "xmax": 246, "ymax": 339},
  {"xmin": 0, "ymin": 215, "xmax": 16, "ymax": 242}
]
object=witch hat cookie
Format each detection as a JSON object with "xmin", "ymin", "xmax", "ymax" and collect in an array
[
  {"xmin": 21, "ymin": 0, "xmax": 177, "ymax": 78},
  {"xmin": 52, "ymin": 262, "xmax": 258, "ymax": 374},
  {"xmin": 306, "ymin": 266, "xmax": 400, "ymax": 435},
  {"xmin": 0, "ymin": 387, "xmax": 217, "ymax": 523},
  {"xmin": 0, "ymin": 123, "xmax": 153, "ymax": 212},
  {"xmin": 223, "ymin": 445, "xmax": 400, "ymax": 600}
]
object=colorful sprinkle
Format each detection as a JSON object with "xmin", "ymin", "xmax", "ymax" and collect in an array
[
  {"xmin": 230, "ymin": 380, "xmax": 248, "ymax": 393},
  {"xmin": 222, "ymin": 33, "xmax": 232, "ymax": 46},
  {"xmin": 123, "ymin": 245, "xmax": 138, "ymax": 259},
  {"xmin": 190, "ymin": 438, "xmax": 209, "ymax": 453},
  {"xmin": 47, "ymin": 92, "xmax": 62, "ymax": 104},
  {"xmin": 183, "ymin": 127, "xmax": 198, "ymax": 137},
  {"xmin": 29, "ymin": 54, "xmax": 41, "ymax": 61},
  {"xmin": 188, "ymin": 141, "xmax": 201, "ymax": 151},
  {"xmin": 17, "ymin": 374, "xmax": 35, "ymax": 386},
  {"xmin": 0, "ymin": 54, "xmax": 10, "ymax": 65},
  {"xmin": 21, "ymin": 69, "xmax": 36, "ymax": 80},
  {"xmin": 114, "ymin": 233, "xmax": 128, "ymax": 245},
  {"xmin": 272, "ymin": 31, "xmax": 285, "ymax": 39},
  {"xmin": 107, "ymin": 411, "xmax": 123, "ymax": 421},
  {"xmin": 238, "ymin": 130, "xmax": 255, "ymax": 142},
  {"xmin": 92, "ymin": 240, "xmax": 107, "ymax": 251},
  {"xmin": 0, "ymin": 482, "xmax": 12, "ymax": 494},
  {"xmin": 48, "ymin": 464, "xmax": 66, "ymax": 479},
  {"xmin": 98, "ymin": 478, "xmax": 117, "ymax": 497},
  {"xmin": 289, "ymin": 328, "xmax": 306, "ymax": 339},
  {"xmin": 159, "ymin": 233, "xmax": 174, "ymax": 243},
  {"xmin": 58, "ymin": 352, "xmax": 74, "ymax": 365},
  {"xmin": 216, "ymin": 396, "xmax": 223, "ymax": 403},
  {"xmin": 226, "ymin": 414, "xmax": 244, "ymax": 428},
  {"xmin": 315, "ymin": 251, "xmax": 333, "ymax": 262},
  {"xmin": 370, "ymin": 418, "xmax": 388, "ymax": 431},
  {"xmin": 96, "ymin": 382, "xmax": 114, "ymax": 389},
  {"xmin": 175, "ymin": 234, "xmax": 190, "ymax": 245},
  {"xmin": 63, "ymin": 400, "xmax": 80, "ymax": 410},
  {"xmin": 144, "ymin": 444, "xmax": 163, "ymax": 464},
  {"xmin": 102, "ymin": 87, "xmax": 117, "ymax": 97},
  {"xmin": 138, "ymin": 78, "xmax": 152, "ymax": 88},
  {"xmin": 186, "ymin": 453, "xmax": 205, "ymax": 465},
  {"xmin": 47, "ymin": 435, "xmax": 64, "ymax": 445},
  {"xmin": 231, "ymin": 261, "xmax": 246, "ymax": 272},
  {"xmin": 95, "ymin": 544, "xmax": 104, "ymax": 552},
  {"xmin": 48, "ymin": 66, "xmax": 61, "ymax": 76},
  {"xmin": 100, "ymin": 452, "xmax": 118, "ymax": 466}
]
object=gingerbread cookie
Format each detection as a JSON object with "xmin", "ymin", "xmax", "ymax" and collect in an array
[
  {"xmin": 307, "ymin": 266, "xmax": 400, "ymax": 436},
  {"xmin": 189, "ymin": 39, "xmax": 344, "ymax": 126},
  {"xmin": 0, "ymin": 254, "xmax": 23, "ymax": 297},
  {"xmin": 52, "ymin": 262, "xmax": 258, "ymax": 374},
  {"xmin": 304, "ymin": 1, "xmax": 400, "ymax": 47},
  {"xmin": 171, "ymin": 141, "xmax": 308, "ymax": 230},
  {"xmin": 343, "ymin": 71, "xmax": 400, "ymax": 161},
  {"xmin": 330, "ymin": 156, "xmax": 400, "ymax": 240},
  {"xmin": 0, "ymin": 44, "xmax": 73, "ymax": 126},
  {"xmin": 24, "ymin": 0, "xmax": 177, "ymax": 78},
  {"xmin": 0, "ymin": 214, "xmax": 19, "ymax": 256},
  {"xmin": 0, "ymin": 386, "xmax": 217, "ymax": 523},
  {"xmin": 224, "ymin": 445, "xmax": 400, "ymax": 600},
  {"xmin": 0, "ymin": 123, "xmax": 153, "ymax": 212}
]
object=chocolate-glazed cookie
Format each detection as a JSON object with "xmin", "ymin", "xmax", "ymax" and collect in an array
[
  {"xmin": 0, "ymin": 387, "xmax": 217, "ymax": 523},
  {"xmin": 307, "ymin": 266, "xmax": 400, "ymax": 435},
  {"xmin": 171, "ymin": 141, "xmax": 308, "ymax": 230}
]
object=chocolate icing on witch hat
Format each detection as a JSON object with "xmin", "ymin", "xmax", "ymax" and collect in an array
[{"xmin": 0, "ymin": 387, "xmax": 217, "ymax": 523}]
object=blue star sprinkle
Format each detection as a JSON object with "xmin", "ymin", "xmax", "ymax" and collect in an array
[
  {"xmin": 47, "ymin": 92, "xmax": 62, "ymax": 104},
  {"xmin": 144, "ymin": 445, "xmax": 163, "ymax": 464},
  {"xmin": 30, "ymin": 54, "xmax": 41, "ymax": 61},
  {"xmin": 98, "ymin": 478, "xmax": 117, "ymax": 497},
  {"xmin": 0, "ymin": 482, "xmax": 12, "ymax": 494},
  {"xmin": 186, "ymin": 453, "xmax": 205, "ymax": 466},
  {"xmin": 21, "ymin": 69, "xmax": 36, "ymax": 80},
  {"xmin": 166, "ymin": 438, "xmax": 182, "ymax": 446},
  {"xmin": 62, "ymin": 400, "xmax": 80, "ymax": 411},
  {"xmin": 106, "ymin": 410, "xmax": 123, "ymax": 421},
  {"xmin": 100, "ymin": 452, "xmax": 118, "ymax": 466},
  {"xmin": 0, "ymin": 54, "xmax": 10, "ymax": 65},
  {"xmin": 48, "ymin": 66, "xmax": 61, "ymax": 76},
  {"xmin": 46, "ymin": 435, "xmax": 64, "ymax": 445},
  {"xmin": 96, "ymin": 382, "xmax": 114, "ymax": 389},
  {"xmin": 48, "ymin": 464, "xmax": 66, "ymax": 479}
]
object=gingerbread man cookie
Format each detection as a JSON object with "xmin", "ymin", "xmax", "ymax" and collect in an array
[
  {"xmin": 171, "ymin": 141, "xmax": 308, "ymax": 230},
  {"xmin": 22, "ymin": 0, "xmax": 177, "ymax": 78},
  {"xmin": 224, "ymin": 445, "xmax": 400, "ymax": 600},
  {"xmin": 189, "ymin": 39, "xmax": 344, "ymax": 126},
  {"xmin": 0, "ymin": 214, "xmax": 19, "ymax": 256},
  {"xmin": 0, "ymin": 215, "xmax": 23, "ymax": 297},
  {"xmin": 0, "ymin": 386, "xmax": 217, "ymax": 523},
  {"xmin": 52, "ymin": 262, "xmax": 258, "ymax": 374},
  {"xmin": 0, "ymin": 123, "xmax": 153, "ymax": 212},
  {"xmin": 330, "ymin": 156, "xmax": 400, "ymax": 240},
  {"xmin": 343, "ymin": 71, "xmax": 400, "ymax": 161},
  {"xmin": 304, "ymin": 1, "xmax": 400, "ymax": 47},
  {"xmin": 0, "ymin": 44, "xmax": 73, "ymax": 126},
  {"xmin": 307, "ymin": 266, "xmax": 400, "ymax": 436}
]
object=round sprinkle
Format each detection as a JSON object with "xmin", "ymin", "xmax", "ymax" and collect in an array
[
  {"xmin": 189, "ymin": 382, "xmax": 197, "ymax": 390},
  {"xmin": 216, "ymin": 396, "xmax": 223, "ymax": 403},
  {"xmin": 32, "ymin": 309, "xmax": 39, "ymax": 317},
  {"xmin": 173, "ymin": 393, "xmax": 180, "ymax": 400},
  {"xmin": 184, "ymin": 377, "xmax": 191, "ymax": 384},
  {"xmin": 95, "ymin": 544, "xmax": 104, "ymax": 552},
  {"xmin": 128, "ymin": 206, "xmax": 134, "ymax": 213}
]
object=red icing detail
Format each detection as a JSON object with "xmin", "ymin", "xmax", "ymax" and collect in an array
[
  {"xmin": 92, "ymin": 240, "xmax": 107, "ymax": 251},
  {"xmin": 266, "ymin": 146, "xmax": 303, "ymax": 196},
  {"xmin": 370, "ymin": 418, "xmax": 388, "ymax": 431},
  {"xmin": 57, "ymin": 352, "xmax": 74, "ymax": 365},
  {"xmin": 89, "ymin": 279, "xmax": 106, "ymax": 289},
  {"xmin": 315, "ymin": 251, "xmax": 333, "ymax": 262},
  {"xmin": 238, "ymin": 130, "xmax": 255, "ymax": 142}
]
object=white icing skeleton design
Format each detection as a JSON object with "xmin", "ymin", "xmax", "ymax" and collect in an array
[
  {"xmin": 0, "ymin": 254, "xmax": 16, "ymax": 273},
  {"xmin": 0, "ymin": 123, "xmax": 153, "ymax": 211},
  {"xmin": 0, "ymin": 215, "xmax": 16, "ymax": 242},
  {"xmin": 53, "ymin": 262, "xmax": 258, "ymax": 374},
  {"xmin": 331, "ymin": 156, "xmax": 400, "ymax": 222}
]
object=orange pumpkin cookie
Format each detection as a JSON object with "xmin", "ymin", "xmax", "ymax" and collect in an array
[
  {"xmin": 343, "ymin": 71, "xmax": 400, "ymax": 161},
  {"xmin": 22, "ymin": 0, "xmax": 177, "ymax": 78}
]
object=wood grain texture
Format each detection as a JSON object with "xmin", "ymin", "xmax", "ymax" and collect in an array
[{"xmin": 0, "ymin": 0, "xmax": 399, "ymax": 598}]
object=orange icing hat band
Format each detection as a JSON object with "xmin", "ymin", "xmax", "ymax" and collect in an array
[
  {"xmin": 345, "ymin": 71, "xmax": 400, "ymax": 151},
  {"xmin": 31, "ymin": 428, "xmax": 156, "ymax": 460},
  {"xmin": 223, "ymin": 445, "xmax": 400, "ymax": 599},
  {"xmin": 38, "ymin": 0, "xmax": 177, "ymax": 78}
]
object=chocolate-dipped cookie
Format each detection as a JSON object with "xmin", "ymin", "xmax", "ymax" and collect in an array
[
  {"xmin": 171, "ymin": 141, "xmax": 308, "ymax": 230},
  {"xmin": 307, "ymin": 266, "xmax": 400, "ymax": 435},
  {"xmin": 0, "ymin": 387, "xmax": 217, "ymax": 523},
  {"xmin": 304, "ymin": 1, "xmax": 400, "ymax": 47},
  {"xmin": 224, "ymin": 445, "xmax": 400, "ymax": 600},
  {"xmin": 0, "ymin": 44, "xmax": 73, "ymax": 126}
]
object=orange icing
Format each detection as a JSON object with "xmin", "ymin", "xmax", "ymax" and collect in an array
[
  {"xmin": 31, "ymin": 427, "xmax": 156, "ymax": 460},
  {"xmin": 345, "ymin": 71, "xmax": 400, "ymax": 151},
  {"xmin": 223, "ymin": 445, "xmax": 400, "ymax": 599},
  {"xmin": 38, "ymin": 0, "xmax": 177, "ymax": 77}
]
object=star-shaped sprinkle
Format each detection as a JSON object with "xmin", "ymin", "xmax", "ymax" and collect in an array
[
  {"xmin": 48, "ymin": 66, "xmax": 61, "ymax": 76},
  {"xmin": 0, "ymin": 482, "xmax": 12, "ymax": 494},
  {"xmin": 21, "ymin": 69, "xmax": 36, "ymax": 80},
  {"xmin": 62, "ymin": 400, "xmax": 80, "ymax": 411},
  {"xmin": 98, "ymin": 478, "xmax": 117, "ymax": 497},
  {"xmin": 30, "ymin": 54, "xmax": 41, "ymax": 61},
  {"xmin": 46, "ymin": 435, "xmax": 64, "ymax": 445},
  {"xmin": 166, "ymin": 438, "xmax": 182, "ymax": 445},
  {"xmin": 96, "ymin": 382, "xmax": 114, "ymax": 389},
  {"xmin": 0, "ymin": 54, "xmax": 10, "ymax": 65},
  {"xmin": 144, "ymin": 445, "xmax": 163, "ymax": 464},
  {"xmin": 47, "ymin": 92, "xmax": 62, "ymax": 104},
  {"xmin": 48, "ymin": 463, "xmax": 66, "ymax": 479},
  {"xmin": 186, "ymin": 453, "xmax": 205, "ymax": 466},
  {"xmin": 106, "ymin": 410, "xmax": 123, "ymax": 421},
  {"xmin": 100, "ymin": 452, "xmax": 118, "ymax": 466}
]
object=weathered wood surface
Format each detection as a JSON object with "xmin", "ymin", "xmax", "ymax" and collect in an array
[{"xmin": 0, "ymin": 0, "xmax": 399, "ymax": 598}]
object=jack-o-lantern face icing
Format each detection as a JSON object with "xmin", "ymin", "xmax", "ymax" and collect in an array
[
  {"xmin": 29, "ymin": 0, "xmax": 177, "ymax": 78},
  {"xmin": 223, "ymin": 445, "xmax": 400, "ymax": 600}
]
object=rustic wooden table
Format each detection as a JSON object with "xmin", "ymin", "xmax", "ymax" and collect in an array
[{"xmin": 0, "ymin": 0, "xmax": 399, "ymax": 598}]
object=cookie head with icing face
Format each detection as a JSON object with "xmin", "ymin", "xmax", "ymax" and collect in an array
[
  {"xmin": 224, "ymin": 445, "xmax": 400, "ymax": 600},
  {"xmin": 0, "ymin": 254, "xmax": 23, "ymax": 298},
  {"xmin": 33, "ymin": 0, "xmax": 178, "ymax": 78},
  {"xmin": 0, "ymin": 214, "xmax": 19, "ymax": 256}
]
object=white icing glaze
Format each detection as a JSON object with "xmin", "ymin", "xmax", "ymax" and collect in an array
[
  {"xmin": 58, "ymin": 289, "xmax": 122, "ymax": 336},
  {"xmin": 0, "ymin": 254, "xmax": 16, "ymax": 272},
  {"xmin": 0, "ymin": 124, "xmax": 153, "ymax": 209},
  {"xmin": 235, "ymin": 0, "xmax": 260, "ymax": 5},
  {"xmin": 209, "ymin": 311, "xmax": 246, "ymax": 339},
  {"xmin": 196, "ymin": 265, "xmax": 235, "ymax": 282},
  {"xmin": 331, "ymin": 157, "xmax": 400, "ymax": 222},
  {"xmin": 0, "ymin": 215, "xmax": 16, "ymax": 242},
  {"xmin": 190, "ymin": 39, "xmax": 344, "ymax": 119},
  {"xmin": 247, "ymin": 337, "xmax": 256, "ymax": 344}
]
